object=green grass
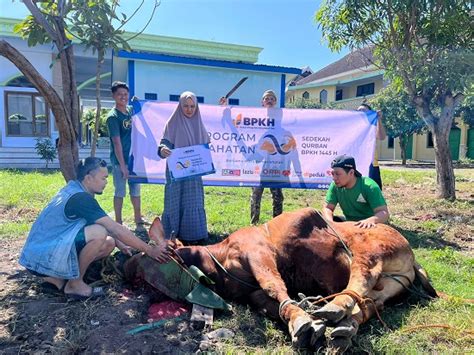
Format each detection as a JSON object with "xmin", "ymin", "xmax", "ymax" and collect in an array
[{"xmin": 0, "ymin": 167, "xmax": 473, "ymax": 353}]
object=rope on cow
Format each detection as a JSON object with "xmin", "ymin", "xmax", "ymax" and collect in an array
[
  {"xmin": 302, "ymin": 290, "xmax": 390, "ymax": 330},
  {"xmin": 279, "ymin": 298, "xmax": 298, "ymax": 323},
  {"xmin": 296, "ymin": 293, "xmax": 328, "ymax": 313},
  {"xmin": 203, "ymin": 246, "xmax": 260, "ymax": 290},
  {"xmin": 316, "ymin": 211, "xmax": 353, "ymax": 259},
  {"xmin": 381, "ymin": 272, "xmax": 436, "ymax": 300}
]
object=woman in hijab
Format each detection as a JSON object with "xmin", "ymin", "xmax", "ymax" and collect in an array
[{"xmin": 158, "ymin": 91, "xmax": 210, "ymax": 245}]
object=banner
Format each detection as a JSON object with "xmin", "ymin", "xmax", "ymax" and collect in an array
[{"xmin": 129, "ymin": 100, "xmax": 377, "ymax": 189}]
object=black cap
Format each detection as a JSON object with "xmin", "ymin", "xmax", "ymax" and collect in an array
[{"xmin": 331, "ymin": 155, "xmax": 362, "ymax": 177}]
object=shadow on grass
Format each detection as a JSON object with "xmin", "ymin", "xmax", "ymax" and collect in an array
[
  {"xmin": 351, "ymin": 290, "xmax": 435, "ymax": 353},
  {"xmin": 392, "ymin": 226, "xmax": 463, "ymax": 251}
]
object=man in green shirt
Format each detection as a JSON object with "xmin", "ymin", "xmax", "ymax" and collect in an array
[
  {"xmin": 322, "ymin": 155, "xmax": 389, "ymax": 228},
  {"xmin": 106, "ymin": 81, "xmax": 145, "ymax": 231}
]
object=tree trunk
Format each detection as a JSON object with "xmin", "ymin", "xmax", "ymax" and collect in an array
[
  {"xmin": 0, "ymin": 40, "xmax": 77, "ymax": 181},
  {"xmin": 53, "ymin": 18, "xmax": 81, "ymax": 141},
  {"xmin": 90, "ymin": 57, "xmax": 103, "ymax": 157},
  {"xmin": 399, "ymin": 135, "xmax": 407, "ymax": 165},
  {"xmin": 413, "ymin": 95, "xmax": 456, "ymax": 200},
  {"xmin": 432, "ymin": 125, "xmax": 456, "ymax": 200}
]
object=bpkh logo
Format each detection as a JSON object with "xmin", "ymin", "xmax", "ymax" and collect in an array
[
  {"xmin": 260, "ymin": 134, "xmax": 297, "ymax": 155},
  {"xmin": 232, "ymin": 113, "xmax": 275, "ymax": 128},
  {"xmin": 175, "ymin": 160, "xmax": 191, "ymax": 170}
]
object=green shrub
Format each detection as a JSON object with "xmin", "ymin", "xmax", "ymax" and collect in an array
[{"xmin": 35, "ymin": 138, "xmax": 57, "ymax": 168}]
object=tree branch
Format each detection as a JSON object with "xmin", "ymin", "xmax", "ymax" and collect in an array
[
  {"xmin": 22, "ymin": 0, "xmax": 58, "ymax": 42},
  {"xmin": 123, "ymin": 1, "xmax": 160, "ymax": 40}
]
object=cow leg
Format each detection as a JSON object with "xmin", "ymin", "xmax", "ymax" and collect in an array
[
  {"xmin": 351, "ymin": 270, "xmax": 414, "ymax": 323},
  {"xmin": 247, "ymin": 251, "xmax": 326, "ymax": 349},
  {"xmin": 314, "ymin": 259, "xmax": 383, "ymax": 323}
]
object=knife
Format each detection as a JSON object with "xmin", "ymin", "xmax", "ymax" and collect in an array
[{"xmin": 224, "ymin": 77, "xmax": 248, "ymax": 99}]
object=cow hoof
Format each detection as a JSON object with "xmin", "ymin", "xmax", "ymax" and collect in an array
[
  {"xmin": 330, "ymin": 317, "xmax": 359, "ymax": 338},
  {"xmin": 313, "ymin": 303, "xmax": 346, "ymax": 323},
  {"xmin": 310, "ymin": 319, "xmax": 327, "ymax": 349},
  {"xmin": 290, "ymin": 315, "xmax": 314, "ymax": 349},
  {"xmin": 329, "ymin": 336, "xmax": 352, "ymax": 354}
]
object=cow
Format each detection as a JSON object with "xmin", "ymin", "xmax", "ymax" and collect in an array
[{"xmin": 125, "ymin": 208, "xmax": 437, "ymax": 352}]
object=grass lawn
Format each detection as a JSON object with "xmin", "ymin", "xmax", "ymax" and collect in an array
[{"xmin": 0, "ymin": 167, "xmax": 473, "ymax": 353}]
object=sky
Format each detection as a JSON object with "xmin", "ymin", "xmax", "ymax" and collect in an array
[{"xmin": 0, "ymin": 0, "xmax": 349, "ymax": 72}]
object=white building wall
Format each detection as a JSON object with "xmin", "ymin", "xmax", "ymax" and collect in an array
[
  {"xmin": 0, "ymin": 37, "xmax": 53, "ymax": 83},
  {"xmin": 132, "ymin": 60, "xmax": 283, "ymax": 107},
  {"xmin": 0, "ymin": 37, "xmax": 57, "ymax": 148}
]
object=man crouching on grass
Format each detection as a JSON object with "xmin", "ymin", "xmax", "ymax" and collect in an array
[
  {"xmin": 19, "ymin": 157, "xmax": 171, "ymax": 301},
  {"xmin": 322, "ymin": 154, "xmax": 390, "ymax": 228}
]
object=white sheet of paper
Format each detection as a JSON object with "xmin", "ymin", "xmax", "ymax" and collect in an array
[{"xmin": 167, "ymin": 144, "xmax": 215, "ymax": 181}]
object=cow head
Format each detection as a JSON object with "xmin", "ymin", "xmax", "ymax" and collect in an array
[{"xmin": 149, "ymin": 217, "xmax": 183, "ymax": 249}]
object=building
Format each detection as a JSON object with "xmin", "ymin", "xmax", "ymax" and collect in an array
[
  {"xmin": 286, "ymin": 47, "xmax": 473, "ymax": 162},
  {"xmin": 0, "ymin": 17, "xmax": 301, "ymax": 168}
]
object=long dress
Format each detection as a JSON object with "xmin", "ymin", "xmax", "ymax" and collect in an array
[{"xmin": 159, "ymin": 139, "xmax": 208, "ymax": 242}]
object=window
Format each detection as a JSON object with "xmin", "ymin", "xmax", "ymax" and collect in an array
[
  {"xmin": 319, "ymin": 89, "xmax": 328, "ymax": 104},
  {"xmin": 356, "ymin": 83, "xmax": 375, "ymax": 97},
  {"xmin": 228, "ymin": 98, "xmax": 240, "ymax": 105},
  {"xmin": 427, "ymin": 132, "xmax": 434, "ymax": 148},
  {"xmin": 335, "ymin": 89, "xmax": 343, "ymax": 101},
  {"xmin": 170, "ymin": 95, "xmax": 204, "ymax": 103},
  {"xmin": 144, "ymin": 92, "xmax": 157, "ymax": 100},
  {"xmin": 5, "ymin": 91, "xmax": 49, "ymax": 137},
  {"xmin": 302, "ymin": 91, "xmax": 310, "ymax": 100},
  {"xmin": 388, "ymin": 136, "xmax": 394, "ymax": 149}
]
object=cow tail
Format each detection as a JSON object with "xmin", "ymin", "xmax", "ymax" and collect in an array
[{"xmin": 413, "ymin": 262, "xmax": 438, "ymax": 298}]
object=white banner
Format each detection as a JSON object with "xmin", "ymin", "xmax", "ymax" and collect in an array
[{"xmin": 129, "ymin": 100, "xmax": 377, "ymax": 189}]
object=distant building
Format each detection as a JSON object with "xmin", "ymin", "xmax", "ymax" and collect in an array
[
  {"xmin": 286, "ymin": 47, "xmax": 472, "ymax": 162},
  {"xmin": 0, "ymin": 17, "xmax": 301, "ymax": 168}
]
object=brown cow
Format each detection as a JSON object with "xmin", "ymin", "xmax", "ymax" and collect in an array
[{"xmin": 126, "ymin": 208, "xmax": 436, "ymax": 351}]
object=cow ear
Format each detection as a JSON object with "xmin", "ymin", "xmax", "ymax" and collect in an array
[{"xmin": 149, "ymin": 216, "xmax": 166, "ymax": 242}]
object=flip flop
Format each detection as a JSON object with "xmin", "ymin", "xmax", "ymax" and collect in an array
[
  {"xmin": 65, "ymin": 287, "xmax": 106, "ymax": 301},
  {"xmin": 39, "ymin": 281, "xmax": 66, "ymax": 294}
]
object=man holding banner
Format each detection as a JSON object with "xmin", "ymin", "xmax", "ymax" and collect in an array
[{"xmin": 220, "ymin": 89, "xmax": 285, "ymax": 224}]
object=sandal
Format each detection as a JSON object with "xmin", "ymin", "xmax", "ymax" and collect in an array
[{"xmin": 65, "ymin": 286, "xmax": 106, "ymax": 301}]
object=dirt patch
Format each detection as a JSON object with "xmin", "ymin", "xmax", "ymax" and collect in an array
[
  {"xmin": 0, "ymin": 239, "xmax": 204, "ymax": 354},
  {"xmin": 0, "ymin": 206, "xmax": 39, "ymax": 224}
]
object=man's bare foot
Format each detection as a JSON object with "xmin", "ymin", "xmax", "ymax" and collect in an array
[
  {"xmin": 64, "ymin": 279, "xmax": 94, "ymax": 297},
  {"xmin": 43, "ymin": 276, "xmax": 66, "ymax": 291}
]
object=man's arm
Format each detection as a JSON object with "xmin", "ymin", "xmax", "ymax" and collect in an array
[
  {"xmin": 96, "ymin": 216, "xmax": 171, "ymax": 263},
  {"xmin": 110, "ymin": 136, "xmax": 128, "ymax": 179},
  {"xmin": 376, "ymin": 111, "xmax": 387, "ymax": 140},
  {"xmin": 322, "ymin": 202, "xmax": 336, "ymax": 222},
  {"xmin": 354, "ymin": 205, "xmax": 389, "ymax": 229}
]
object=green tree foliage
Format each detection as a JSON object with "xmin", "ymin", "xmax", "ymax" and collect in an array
[
  {"xmin": 82, "ymin": 108, "xmax": 109, "ymax": 137},
  {"xmin": 316, "ymin": 0, "xmax": 473, "ymax": 200},
  {"xmin": 456, "ymin": 83, "xmax": 474, "ymax": 126},
  {"xmin": 68, "ymin": 0, "xmax": 158, "ymax": 156},
  {"xmin": 6, "ymin": 0, "xmax": 158, "ymax": 176},
  {"xmin": 370, "ymin": 84, "xmax": 426, "ymax": 164}
]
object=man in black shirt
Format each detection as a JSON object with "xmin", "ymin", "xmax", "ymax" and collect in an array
[{"xmin": 19, "ymin": 157, "xmax": 171, "ymax": 300}]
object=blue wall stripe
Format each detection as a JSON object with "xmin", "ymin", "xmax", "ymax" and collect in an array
[
  {"xmin": 117, "ymin": 50, "xmax": 301, "ymax": 75},
  {"xmin": 128, "ymin": 60, "xmax": 135, "ymax": 100},
  {"xmin": 280, "ymin": 74, "xmax": 286, "ymax": 108}
]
